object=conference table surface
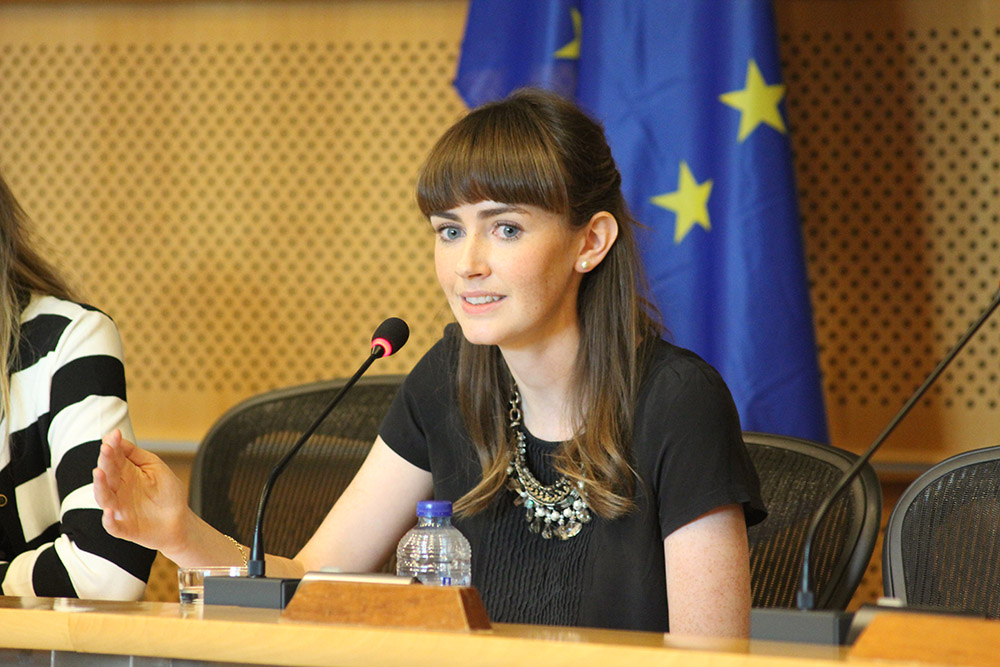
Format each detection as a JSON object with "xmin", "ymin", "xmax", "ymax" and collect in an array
[{"xmin": 0, "ymin": 595, "xmax": 994, "ymax": 667}]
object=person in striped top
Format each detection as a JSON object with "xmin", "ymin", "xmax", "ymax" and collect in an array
[{"xmin": 0, "ymin": 168, "xmax": 154, "ymax": 599}]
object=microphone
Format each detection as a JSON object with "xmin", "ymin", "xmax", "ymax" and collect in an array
[
  {"xmin": 247, "ymin": 316, "xmax": 408, "ymax": 577},
  {"xmin": 369, "ymin": 317, "xmax": 409, "ymax": 359},
  {"xmin": 205, "ymin": 317, "xmax": 409, "ymax": 609},
  {"xmin": 752, "ymin": 285, "xmax": 1000, "ymax": 644}
]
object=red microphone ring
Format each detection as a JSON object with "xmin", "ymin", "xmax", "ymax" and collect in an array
[{"xmin": 371, "ymin": 337, "xmax": 393, "ymax": 357}]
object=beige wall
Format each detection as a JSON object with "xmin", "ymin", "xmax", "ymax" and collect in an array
[
  {"xmin": 0, "ymin": 0, "xmax": 997, "ymax": 465},
  {"xmin": 777, "ymin": 0, "xmax": 1000, "ymax": 462},
  {"xmin": 0, "ymin": 0, "xmax": 467, "ymax": 447}
]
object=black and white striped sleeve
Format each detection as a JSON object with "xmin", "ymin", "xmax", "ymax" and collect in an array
[{"xmin": 0, "ymin": 301, "xmax": 155, "ymax": 600}]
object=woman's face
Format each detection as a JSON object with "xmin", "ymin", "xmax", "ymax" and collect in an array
[{"xmin": 430, "ymin": 200, "xmax": 586, "ymax": 351}]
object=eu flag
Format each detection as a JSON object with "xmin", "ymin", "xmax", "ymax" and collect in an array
[{"xmin": 456, "ymin": 1, "xmax": 828, "ymax": 442}]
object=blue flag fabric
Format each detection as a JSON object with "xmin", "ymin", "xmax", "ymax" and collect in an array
[{"xmin": 456, "ymin": 0, "xmax": 828, "ymax": 442}]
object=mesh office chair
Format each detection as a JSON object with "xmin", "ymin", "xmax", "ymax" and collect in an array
[
  {"xmin": 743, "ymin": 432, "xmax": 882, "ymax": 609},
  {"xmin": 882, "ymin": 444, "xmax": 1000, "ymax": 617},
  {"xmin": 189, "ymin": 375, "xmax": 406, "ymax": 560}
]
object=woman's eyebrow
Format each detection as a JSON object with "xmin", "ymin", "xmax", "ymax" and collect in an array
[
  {"xmin": 428, "ymin": 204, "xmax": 527, "ymax": 220},
  {"xmin": 477, "ymin": 204, "xmax": 526, "ymax": 218}
]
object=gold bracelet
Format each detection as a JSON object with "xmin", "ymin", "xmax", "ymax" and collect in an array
[{"xmin": 223, "ymin": 534, "xmax": 248, "ymax": 568}]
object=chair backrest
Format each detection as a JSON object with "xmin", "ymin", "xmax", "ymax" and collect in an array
[
  {"xmin": 743, "ymin": 431, "xmax": 882, "ymax": 610},
  {"xmin": 189, "ymin": 374, "xmax": 406, "ymax": 559},
  {"xmin": 882, "ymin": 444, "xmax": 1000, "ymax": 616}
]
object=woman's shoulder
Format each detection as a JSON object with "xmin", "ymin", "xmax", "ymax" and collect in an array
[
  {"xmin": 20, "ymin": 293, "xmax": 124, "ymax": 359},
  {"xmin": 635, "ymin": 337, "xmax": 740, "ymax": 427},
  {"xmin": 411, "ymin": 322, "xmax": 462, "ymax": 366},
  {"xmin": 22, "ymin": 293, "xmax": 115, "ymax": 325},
  {"xmin": 633, "ymin": 339, "xmax": 746, "ymax": 464},
  {"xmin": 642, "ymin": 338, "xmax": 730, "ymax": 393},
  {"xmin": 398, "ymin": 322, "xmax": 461, "ymax": 387}
]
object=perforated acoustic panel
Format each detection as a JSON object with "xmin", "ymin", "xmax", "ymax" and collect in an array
[
  {"xmin": 777, "ymin": 1, "xmax": 1000, "ymax": 459},
  {"xmin": 0, "ymin": 2, "xmax": 466, "ymax": 441},
  {"xmin": 0, "ymin": 1, "xmax": 997, "ymax": 460}
]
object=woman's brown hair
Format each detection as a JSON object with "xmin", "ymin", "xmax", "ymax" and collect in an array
[
  {"xmin": 0, "ymin": 169, "xmax": 75, "ymax": 425},
  {"xmin": 416, "ymin": 88, "xmax": 661, "ymax": 518}
]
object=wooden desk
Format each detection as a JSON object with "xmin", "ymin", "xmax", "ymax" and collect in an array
[{"xmin": 0, "ymin": 596, "xmax": 989, "ymax": 667}]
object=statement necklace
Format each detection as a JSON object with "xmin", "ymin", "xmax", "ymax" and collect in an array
[{"xmin": 505, "ymin": 387, "xmax": 592, "ymax": 540}]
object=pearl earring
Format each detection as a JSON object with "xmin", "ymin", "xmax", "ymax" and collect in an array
[{"xmin": 580, "ymin": 260, "xmax": 590, "ymax": 271}]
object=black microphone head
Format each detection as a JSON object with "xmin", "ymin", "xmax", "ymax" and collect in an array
[{"xmin": 370, "ymin": 317, "xmax": 409, "ymax": 357}]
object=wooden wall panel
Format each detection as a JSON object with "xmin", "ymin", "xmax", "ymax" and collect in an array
[
  {"xmin": 0, "ymin": 0, "xmax": 996, "ymax": 465},
  {"xmin": 777, "ymin": 0, "xmax": 1000, "ymax": 462},
  {"xmin": 0, "ymin": 1, "xmax": 467, "ymax": 443}
]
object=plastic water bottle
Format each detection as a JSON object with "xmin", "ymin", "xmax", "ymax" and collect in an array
[{"xmin": 396, "ymin": 500, "xmax": 472, "ymax": 586}]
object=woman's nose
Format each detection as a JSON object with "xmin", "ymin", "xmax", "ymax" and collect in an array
[{"xmin": 456, "ymin": 236, "xmax": 489, "ymax": 278}]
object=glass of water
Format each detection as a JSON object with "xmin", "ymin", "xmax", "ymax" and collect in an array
[{"xmin": 177, "ymin": 566, "xmax": 247, "ymax": 604}]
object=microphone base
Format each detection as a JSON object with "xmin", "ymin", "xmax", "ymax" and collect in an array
[
  {"xmin": 204, "ymin": 575, "xmax": 300, "ymax": 609},
  {"xmin": 750, "ymin": 608, "xmax": 854, "ymax": 645}
]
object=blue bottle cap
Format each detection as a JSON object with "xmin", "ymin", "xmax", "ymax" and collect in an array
[{"xmin": 416, "ymin": 500, "xmax": 453, "ymax": 517}]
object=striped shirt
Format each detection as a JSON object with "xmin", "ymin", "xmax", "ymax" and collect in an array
[{"xmin": 0, "ymin": 294, "xmax": 154, "ymax": 599}]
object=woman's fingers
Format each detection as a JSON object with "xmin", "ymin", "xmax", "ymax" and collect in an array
[{"xmin": 95, "ymin": 442, "xmax": 120, "ymax": 492}]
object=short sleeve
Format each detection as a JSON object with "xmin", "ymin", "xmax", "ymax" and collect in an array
[
  {"xmin": 378, "ymin": 329, "xmax": 457, "ymax": 472},
  {"xmin": 635, "ymin": 344, "xmax": 767, "ymax": 540}
]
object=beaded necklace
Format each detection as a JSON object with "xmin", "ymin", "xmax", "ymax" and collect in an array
[{"xmin": 504, "ymin": 387, "xmax": 592, "ymax": 540}]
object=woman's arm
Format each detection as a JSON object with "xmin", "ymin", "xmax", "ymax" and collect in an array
[
  {"xmin": 296, "ymin": 437, "xmax": 433, "ymax": 572},
  {"xmin": 3, "ymin": 303, "xmax": 154, "ymax": 601},
  {"xmin": 663, "ymin": 504, "xmax": 751, "ymax": 637},
  {"xmin": 93, "ymin": 429, "xmax": 236, "ymax": 566},
  {"xmin": 93, "ymin": 431, "xmax": 432, "ymax": 578}
]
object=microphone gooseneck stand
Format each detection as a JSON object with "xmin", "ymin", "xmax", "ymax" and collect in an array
[
  {"xmin": 204, "ymin": 317, "xmax": 409, "ymax": 609},
  {"xmin": 752, "ymin": 286, "xmax": 1000, "ymax": 645},
  {"xmin": 797, "ymin": 286, "xmax": 1000, "ymax": 611}
]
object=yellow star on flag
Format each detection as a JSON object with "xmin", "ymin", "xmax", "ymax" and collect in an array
[
  {"xmin": 554, "ymin": 8, "xmax": 582, "ymax": 59},
  {"xmin": 651, "ymin": 162, "xmax": 713, "ymax": 244},
  {"xmin": 719, "ymin": 59, "xmax": 786, "ymax": 142}
]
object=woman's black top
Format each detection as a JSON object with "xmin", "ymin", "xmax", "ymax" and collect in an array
[{"xmin": 380, "ymin": 325, "xmax": 766, "ymax": 632}]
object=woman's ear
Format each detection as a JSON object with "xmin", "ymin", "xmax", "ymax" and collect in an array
[{"xmin": 576, "ymin": 211, "xmax": 619, "ymax": 273}]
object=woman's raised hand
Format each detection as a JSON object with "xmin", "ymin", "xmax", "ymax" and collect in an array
[{"xmin": 92, "ymin": 429, "xmax": 190, "ymax": 555}]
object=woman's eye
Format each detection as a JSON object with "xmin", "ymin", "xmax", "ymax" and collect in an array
[
  {"xmin": 437, "ymin": 226, "xmax": 463, "ymax": 241},
  {"xmin": 497, "ymin": 224, "xmax": 520, "ymax": 239}
]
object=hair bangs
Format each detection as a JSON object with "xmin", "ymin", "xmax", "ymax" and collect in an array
[{"xmin": 417, "ymin": 103, "xmax": 569, "ymax": 217}]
